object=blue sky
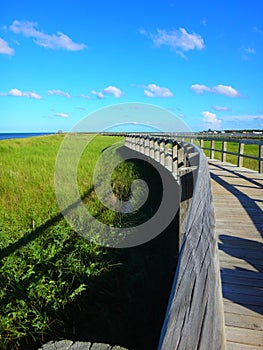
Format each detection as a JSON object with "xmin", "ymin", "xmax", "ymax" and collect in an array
[{"xmin": 1, "ymin": 0, "xmax": 263, "ymax": 132}]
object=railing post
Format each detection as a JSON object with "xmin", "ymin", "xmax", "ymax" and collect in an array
[
  {"xmin": 135, "ymin": 136, "xmax": 140, "ymax": 151},
  {"xmin": 259, "ymin": 144, "xmax": 263, "ymax": 173},
  {"xmin": 164, "ymin": 140, "xmax": 168, "ymax": 168},
  {"xmin": 142, "ymin": 136, "xmax": 146, "ymax": 154},
  {"xmin": 177, "ymin": 144, "xmax": 184, "ymax": 176},
  {"xmin": 222, "ymin": 141, "xmax": 227, "ymax": 162},
  {"xmin": 133, "ymin": 136, "xmax": 136, "ymax": 150},
  {"xmin": 160, "ymin": 139, "xmax": 165, "ymax": 166},
  {"xmin": 150, "ymin": 137, "xmax": 155, "ymax": 158},
  {"xmin": 139, "ymin": 136, "xmax": 144, "ymax": 153},
  {"xmin": 165, "ymin": 140, "xmax": 173, "ymax": 171},
  {"xmin": 147, "ymin": 136, "xmax": 151, "ymax": 156},
  {"xmin": 154, "ymin": 138, "xmax": 160, "ymax": 162},
  {"xmin": 237, "ymin": 142, "xmax": 244, "ymax": 167},
  {"xmin": 178, "ymin": 166, "xmax": 196, "ymax": 249},
  {"xmin": 200, "ymin": 139, "xmax": 204, "ymax": 149},
  {"xmin": 210, "ymin": 140, "xmax": 215, "ymax": 159},
  {"xmin": 172, "ymin": 141, "xmax": 178, "ymax": 176}
]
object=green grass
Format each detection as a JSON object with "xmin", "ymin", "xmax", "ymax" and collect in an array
[{"xmin": 0, "ymin": 134, "xmax": 178, "ymax": 350}]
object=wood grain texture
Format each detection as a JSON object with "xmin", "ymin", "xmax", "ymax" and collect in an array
[
  {"xmin": 158, "ymin": 147, "xmax": 225, "ymax": 350},
  {"xmin": 126, "ymin": 137, "xmax": 263, "ymax": 350},
  {"xmin": 209, "ymin": 159, "xmax": 263, "ymax": 350},
  {"xmin": 39, "ymin": 341, "xmax": 127, "ymax": 350}
]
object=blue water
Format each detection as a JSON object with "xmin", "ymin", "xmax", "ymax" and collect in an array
[{"xmin": 0, "ymin": 132, "xmax": 55, "ymax": 141}]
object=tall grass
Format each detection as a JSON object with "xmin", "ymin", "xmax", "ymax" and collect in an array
[
  {"xmin": 0, "ymin": 134, "xmax": 121, "ymax": 348},
  {"xmin": 0, "ymin": 134, "xmax": 178, "ymax": 350}
]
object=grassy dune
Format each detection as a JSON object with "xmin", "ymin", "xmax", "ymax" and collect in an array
[{"xmin": 0, "ymin": 134, "xmax": 178, "ymax": 350}]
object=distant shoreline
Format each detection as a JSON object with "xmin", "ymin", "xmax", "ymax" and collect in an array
[{"xmin": 0, "ymin": 132, "xmax": 55, "ymax": 141}]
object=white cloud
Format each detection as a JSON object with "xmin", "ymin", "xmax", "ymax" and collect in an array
[
  {"xmin": 91, "ymin": 90, "xmax": 105, "ymax": 99},
  {"xmin": 10, "ymin": 20, "xmax": 86, "ymax": 51},
  {"xmin": 190, "ymin": 84, "xmax": 211, "ymax": 94},
  {"xmin": 191, "ymin": 84, "xmax": 240, "ymax": 97},
  {"xmin": 144, "ymin": 84, "xmax": 173, "ymax": 98},
  {"xmin": 212, "ymin": 84, "xmax": 239, "ymax": 97},
  {"xmin": 0, "ymin": 88, "xmax": 42, "ymax": 99},
  {"xmin": 103, "ymin": 86, "xmax": 123, "ymax": 98},
  {"xmin": 91, "ymin": 86, "xmax": 124, "ymax": 99},
  {"xmin": 54, "ymin": 112, "xmax": 69, "ymax": 118},
  {"xmin": 202, "ymin": 111, "xmax": 222, "ymax": 129},
  {"xmin": 8, "ymin": 88, "xmax": 23, "ymax": 96},
  {"xmin": 48, "ymin": 89, "xmax": 71, "ymax": 98},
  {"xmin": 212, "ymin": 105, "xmax": 231, "ymax": 111},
  {"xmin": 141, "ymin": 27, "xmax": 205, "ymax": 56},
  {"xmin": 23, "ymin": 91, "xmax": 42, "ymax": 99},
  {"xmin": 0, "ymin": 37, "xmax": 14, "ymax": 55}
]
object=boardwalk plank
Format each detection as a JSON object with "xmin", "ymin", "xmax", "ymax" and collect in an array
[
  {"xmin": 225, "ymin": 326, "xmax": 263, "ymax": 347},
  {"xmin": 223, "ymin": 301, "xmax": 263, "ymax": 317},
  {"xmin": 223, "ymin": 282, "xmax": 263, "ymax": 297},
  {"xmin": 222, "ymin": 289, "xmax": 263, "ymax": 304},
  {"xmin": 225, "ymin": 312, "xmax": 263, "ymax": 331},
  {"xmin": 209, "ymin": 159, "xmax": 263, "ymax": 349},
  {"xmin": 221, "ymin": 274, "xmax": 263, "ymax": 288},
  {"xmin": 226, "ymin": 342, "xmax": 263, "ymax": 350}
]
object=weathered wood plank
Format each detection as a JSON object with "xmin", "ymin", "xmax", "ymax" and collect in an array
[
  {"xmin": 225, "ymin": 312, "xmax": 263, "ymax": 331},
  {"xmin": 159, "ymin": 149, "xmax": 225, "ymax": 350},
  {"xmin": 209, "ymin": 159, "xmax": 263, "ymax": 350},
  {"xmin": 125, "ymin": 139, "xmax": 263, "ymax": 350},
  {"xmin": 223, "ymin": 289, "xmax": 263, "ymax": 307},
  {"xmin": 39, "ymin": 341, "xmax": 128, "ymax": 350},
  {"xmin": 223, "ymin": 301, "xmax": 263, "ymax": 317},
  {"xmin": 218, "ymin": 246, "xmax": 263, "ymax": 260},
  {"xmin": 221, "ymin": 274, "xmax": 263, "ymax": 287},
  {"xmin": 221, "ymin": 267, "xmax": 262, "ymax": 280},
  {"xmin": 226, "ymin": 341, "xmax": 263, "ymax": 350},
  {"xmin": 217, "ymin": 236, "xmax": 263, "ymax": 248},
  {"xmin": 225, "ymin": 326, "xmax": 263, "ymax": 347}
]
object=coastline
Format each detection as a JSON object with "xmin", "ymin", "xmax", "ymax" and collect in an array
[{"xmin": 0, "ymin": 132, "xmax": 55, "ymax": 141}]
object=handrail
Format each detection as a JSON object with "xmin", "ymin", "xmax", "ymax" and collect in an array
[
  {"xmin": 173, "ymin": 135, "xmax": 263, "ymax": 173},
  {"xmin": 125, "ymin": 134, "xmax": 225, "ymax": 350}
]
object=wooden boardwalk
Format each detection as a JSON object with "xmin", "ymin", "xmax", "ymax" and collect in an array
[{"xmin": 209, "ymin": 159, "xmax": 263, "ymax": 350}]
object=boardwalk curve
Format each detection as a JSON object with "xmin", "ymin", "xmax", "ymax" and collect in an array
[{"xmin": 209, "ymin": 159, "xmax": 263, "ymax": 349}]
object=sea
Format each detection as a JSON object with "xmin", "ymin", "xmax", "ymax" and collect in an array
[{"xmin": 0, "ymin": 132, "xmax": 55, "ymax": 141}]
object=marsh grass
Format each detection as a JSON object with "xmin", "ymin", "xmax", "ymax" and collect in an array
[{"xmin": 0, "ymin": 134, "xmax": 178, "ymax": 350}]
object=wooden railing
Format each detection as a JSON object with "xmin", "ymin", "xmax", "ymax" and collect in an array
[
  {"xmin": 125, "ymin": 135, "xmax": 196, "ymax": 179},
  {"xmin": 125, "ymin": 134, "xmax": 225, "ymax": 350},
  {"xmin": 174, "ymin": 135, "xmax": 263, "ymax": 173}
]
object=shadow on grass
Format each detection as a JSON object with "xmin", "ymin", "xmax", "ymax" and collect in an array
[
  {"xmin": 61, "ymin": 215, "xmax": 179, "ymax": 350},
  {"xmin": 41, "ymin": 148, "xmax": 180, "ymax": 350},
  {"xmin": 0, "ymin": 187, "xmax": 93, "ymax": 261},
  {"xmin": 1, "ymin": 146, "xmax": 179, "ymax": 350}
]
